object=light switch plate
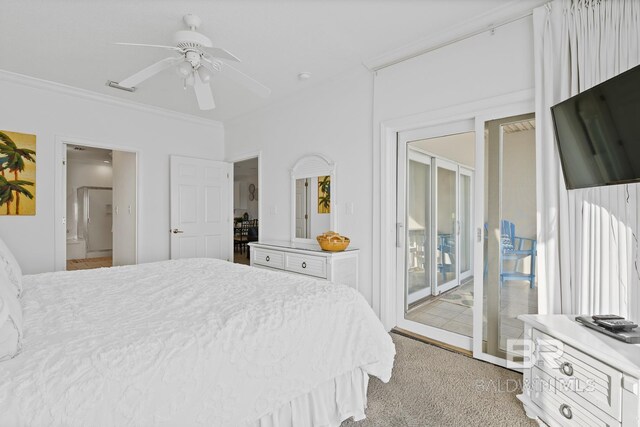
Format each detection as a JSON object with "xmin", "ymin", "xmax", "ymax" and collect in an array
[{"xmin": 344, "ymin": 202, "xmax": 354, "ymax": 215}]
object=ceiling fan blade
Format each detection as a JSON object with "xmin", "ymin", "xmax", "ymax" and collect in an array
[
  {"xmin": 202, "ymin": 47, "xmax": 240, "ymax": 62},
  {"xmin": 193, "ymin": 71, "xmax": 216, "ymax": 110},
  {"xmin": 118, "ymin": 57, "xmax": 183, "ymax": 88},
  {"xmin": 116, "ymin": 42, "xmax": 183, "ymax": 52},
  {"xmin": 219, "ymin": 62, "xmax": 271, "ymax": 98}
]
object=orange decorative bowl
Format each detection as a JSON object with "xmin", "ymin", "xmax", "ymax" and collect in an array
[{"xmin": 316, "ymin": 231, "xmax": 350, "ymax": 252}]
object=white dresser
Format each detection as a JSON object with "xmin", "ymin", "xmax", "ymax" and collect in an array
[
  {"xmin": 518, "ymin": 315, "xmax": 640, "ymax": 427},
  {"xmin": 248, "ymin": 241, "xmax": 359, "ymax": 289}
]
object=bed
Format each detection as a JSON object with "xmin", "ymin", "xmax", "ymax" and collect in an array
[{"xmin": 0, "ymin": 257, "xmax": 395, "ymax": 426}]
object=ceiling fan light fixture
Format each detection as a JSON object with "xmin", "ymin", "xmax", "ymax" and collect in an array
[
  {"xmin": 198, "ymin": 66, "xmax": 212, "ymax": 83},
  {"xmin": 177, "ymin": 61, "xmax": 193, "ymax": 77},
  {"xmin": 185, "ymin": 73, "xmax": 195, "ymax": 87}
]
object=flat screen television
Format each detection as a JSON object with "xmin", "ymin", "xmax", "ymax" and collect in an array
[{"xmin": 551, "ymin": 64, "xmax": 640, "ymax": 190}]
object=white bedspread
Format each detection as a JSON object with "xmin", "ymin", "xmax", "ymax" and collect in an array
[{"xmin": 0, "ymin": 259, "xmax": 394, "ymax": 426}]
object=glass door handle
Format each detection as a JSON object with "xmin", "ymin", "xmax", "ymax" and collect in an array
[{"xmin": 396, "ymin": 223, "xmax": 403, "ymax": 248}]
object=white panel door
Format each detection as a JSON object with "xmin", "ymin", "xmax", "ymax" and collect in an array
[{"xmin": 170, "ymin": 156, "xmax": 231, "ymax": 261}]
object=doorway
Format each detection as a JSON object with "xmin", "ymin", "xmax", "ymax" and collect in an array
[
  {"xmin": 232, "ymin": 157, "xmax": 259, "ymax": 265},
  {"xmin": 396, "ymin": 123, "xmax": 476, "ymax": 350},
  {"xmin": 64, "ymin": 144, "xmax": 137, "ymax": 270},
  {"xmin": 393, "ymin": 110, "xmax": 538, "ymax": 366}
]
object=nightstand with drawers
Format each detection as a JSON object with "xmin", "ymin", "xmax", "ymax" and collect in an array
[
  {"xmin": 518, "ymin": 315, "xmax": 640, "ymax": 427},
  {"xmin": 248, "ymin": 241, "xmax": 359, "ymax": 289}
]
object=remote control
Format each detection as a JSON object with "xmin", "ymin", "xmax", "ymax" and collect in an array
[
  {"xmin": 594, "ymin": 318, "xmax": 638, "ymax": 330},
  {"xmin": 592, "ymin": 314, "xmax": 624, "ymax": 321}
]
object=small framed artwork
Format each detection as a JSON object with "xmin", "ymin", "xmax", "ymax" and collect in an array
[
  {"xmin": 317, "ymin": 175, "xmax": 330, "ymax": 214},
  {"xmin": 0, "ymin": 130, "xmax": 36, "ymax": 216}
]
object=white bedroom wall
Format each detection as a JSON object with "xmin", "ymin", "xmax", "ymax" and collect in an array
[
  {"xmin": 0, "ymin": 75, "xmax": 224, "ymax": 274},
  {"xmin": 225, "ymin": 68, "xmax": 375, "ymax": 302}
]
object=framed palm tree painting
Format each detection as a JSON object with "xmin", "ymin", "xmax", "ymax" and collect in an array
[
  {"xmin": 0, "ymin": 130, "xmax": 36, "ymax": 216},
  {"xmin": 317, "ymin": 175, "xmax": 330, "ymax": 214}
]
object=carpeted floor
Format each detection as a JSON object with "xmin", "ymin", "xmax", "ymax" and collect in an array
[{"xmin": 341, "ymin": 333, "xmax": 536, "ymax": 427}]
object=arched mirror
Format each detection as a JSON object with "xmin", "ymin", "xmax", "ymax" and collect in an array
[{"xmin": 291, "ymin": 154, "xmax": 337, "ymax": 243}]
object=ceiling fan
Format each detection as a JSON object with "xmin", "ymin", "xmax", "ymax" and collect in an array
[{"xmin": 110, "ymin": 14, "xmax": 271, "ymax": 110}]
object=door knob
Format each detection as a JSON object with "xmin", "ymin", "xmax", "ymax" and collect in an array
[{"xmin": 171, "ymin": 229, "xmax": 184, "ymax": 234}]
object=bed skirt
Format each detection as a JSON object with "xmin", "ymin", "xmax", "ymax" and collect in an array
[{"xmin": 254, "ymin": 367, "xmax": 370, "ymax": 427}]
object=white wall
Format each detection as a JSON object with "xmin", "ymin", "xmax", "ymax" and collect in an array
[
  {"xmin": 0, "ymin": 76, "xmax": 224, "ymax": 274},
  {"xmin": 234, "ymin": 176, "xmax": 259, "ymax": 220},
  {"xmin": 112, "ymin": 150, "xmax": 137, "ymax": 266},
  {"xmin": 373, "ymin": 19, "xmax": 534, "ymax": 123},
  {"xmin": 66, "ymin": 159, "xmax": 113, "ymax": 240},
  {"xmin": 225, "ymin": 68, "xmax": 374, "ymax": 301}
]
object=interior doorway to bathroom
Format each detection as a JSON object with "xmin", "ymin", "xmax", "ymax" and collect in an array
[{"xmin": 65, "ymin": 144, "xmax": 137, "ymax": 270}]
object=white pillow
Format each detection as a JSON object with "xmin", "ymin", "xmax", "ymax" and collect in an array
[
  {"xmin": 0, "ymin": 268, "xmax": 22, "ymax": 362},
  {"xmin": 0, "ymin": 236, "xmax": 22, "ymax": 298}
]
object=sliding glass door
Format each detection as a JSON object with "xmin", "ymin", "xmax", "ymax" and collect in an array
[
  {"xmin": 434, "ymin": 158, "xmax": 458, "ymax": 295},
  {"xmin": 459, "ymin": 168, "xmax": 473, "ymax": 281},
  {"xmin": 474, "ymin": 112, "xmax": 538, "ymax": 367},
  {"xmin": 396, "ymin": 121, "xmax": 476, "ymax": 350},
  {"xmin": 406, "ymin": 150, "xmax": 432, "ymax": 305},
  {"xmin": 394, "ymin": 105, "xmax": 537, "ymax": 366}
]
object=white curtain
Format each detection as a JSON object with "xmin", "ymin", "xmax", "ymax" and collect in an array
[{"xmin": 534, "ymin": 0, "xmax": 640, "ymax": 321}]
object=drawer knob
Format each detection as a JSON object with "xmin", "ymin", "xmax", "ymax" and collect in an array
[
  {"xmin": 302, "ymin": 261, "xmax": 307, "ymax": 269},
  {"xmin": 265, "ymin": 256, "xmax": 270, "ymax": 262},
  {"xmin": 559, "ymin": 403, "xmax": 573, "ymax": 420},
  {"xmin": 560, "ymin": 362, "xmax": 574, "ymax": 376}
]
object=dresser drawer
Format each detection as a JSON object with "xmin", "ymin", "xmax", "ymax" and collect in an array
[
  {"xmin": 253, "ymin": 248, "xmax": 284, "ymax": 270},
  {"xmin": 284, "ymin": 253, "xmax": 326, "ymax": 278},
  {"xmin": 531, "ymin": 367, "xmax": 620, "ymax": 427},
  {"xmin": 533, "ymin": 329, "xmax": 622, "ymax": 421}
]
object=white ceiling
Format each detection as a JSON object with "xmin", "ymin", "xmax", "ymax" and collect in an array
[
  {"xmin": 67, "ymin": 145, "xmax": 112, "ymax": 163},
  {"xmin": 1, "ymin": 0, "xmax": 510, "ymax": 122}
]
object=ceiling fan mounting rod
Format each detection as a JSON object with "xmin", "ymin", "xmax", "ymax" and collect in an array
[{"xmin": 183, "ymin": 14, "xmax": 202, "ymax": 31}]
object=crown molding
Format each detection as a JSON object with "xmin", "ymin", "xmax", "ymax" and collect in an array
[
  {"xmin": 363, "ymin": 0, "xmax": 548, "ymax": 71},
  {"xmin": 0, "ymin": 69, "xmax": 224, "ymax": 129}
]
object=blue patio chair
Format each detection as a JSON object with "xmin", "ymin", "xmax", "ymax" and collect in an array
[
  {"xmin": 437, "ymin": 233, "xmax": 455, "ymax": 282},
  {"xmin": 483, "ymin": 220, "xmax": 537, "ymax": 288},
  {"xmin": 500, "ymin": 220, "xmax": 537, "ymax": 288}
]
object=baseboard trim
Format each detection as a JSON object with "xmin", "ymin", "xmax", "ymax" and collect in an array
[{"xmin": 392, "ymin": 328, "xmax": 473, "ymax": 357}]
